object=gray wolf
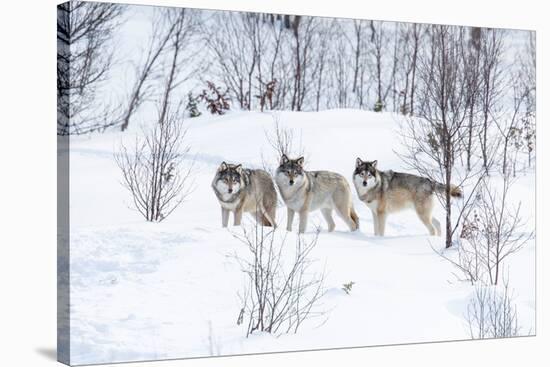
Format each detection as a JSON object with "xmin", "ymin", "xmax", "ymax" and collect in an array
[
  {"xmin": 212, "ymin": 162, "xmax": 277, "ymax": 227},
  {"xmin": 353, "ymin": 158, "xmax": 462, "ymax": 236},
  {"xmin": 275, "ymin": 155, "xmax": 360, "ymax": 234}
]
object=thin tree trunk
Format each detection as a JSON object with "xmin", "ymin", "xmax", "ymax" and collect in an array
[
  {"xmin": 466, "ymin": 98, "xmax": 474, "ymax": 171},
  {"xmin": 502, "ymin": 137, "xmax": 509, "ymax": 175},
  {"xmin": 409, "ymin": 26, "xmax": 418, "ymax": 115},
  {"xmin": 352, "ymin": 22, "xmax": 361, "ymax": 93}
]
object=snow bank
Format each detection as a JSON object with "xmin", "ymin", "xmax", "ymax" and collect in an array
[{"xmin": 65, "ymin": 109, "xmax": 535, "ymax": 365}]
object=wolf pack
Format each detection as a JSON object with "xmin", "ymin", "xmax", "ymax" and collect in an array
[{"xmin": 212, "ymin": 155, "xmax": 463, "ymax": 237}]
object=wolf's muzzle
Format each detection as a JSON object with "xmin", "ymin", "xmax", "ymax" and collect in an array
[{"xmin": 362, "ymin": 181, "xmax": 367, "ymax": 187}]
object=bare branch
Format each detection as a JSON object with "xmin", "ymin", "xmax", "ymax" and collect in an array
[{"xmin": 231, "ymin": 222, "xmax": 326, "ymax": 336}]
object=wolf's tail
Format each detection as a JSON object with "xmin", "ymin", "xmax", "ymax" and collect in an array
[
  {"xmin": 434, "ymin": 182, "xmax": 463, "ymax": 198},
  {"xmin": 350, "ymin": 206, "xmax": 360, "ymax": 231}
]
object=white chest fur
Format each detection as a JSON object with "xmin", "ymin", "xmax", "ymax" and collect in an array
[
  {"xmin": 285, "ymin": 193, "xmax": 306, "ymax": 211},
  {"xmin": 275, "ymin": 173, "xmax": 307, "ymax": 211},
  {"xmin": 219, "ymin": 197, "xmax": 240, "ymax": 210},
  {"xmin": 365, "ymin": 199, "xmax": 379, "ymax": 211}
]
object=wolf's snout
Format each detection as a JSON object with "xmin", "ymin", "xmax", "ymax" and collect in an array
[
  {"xmin": 228, "ymin": 188, "xmax": 233, "ymax": 193},
  {"xmin": 362, "ymin": 181, "xmax": 367, "ymax": 187},
  {"xmin": 289, "ymin": 179, "xmax": 294, "ymax": 185}
]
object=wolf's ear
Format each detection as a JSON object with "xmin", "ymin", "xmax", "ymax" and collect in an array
[
  {"xmin": 219, "ymin": 161, "xmax": 228, "ymax": 171},
  {"xmin": 235, "ymin": 164, "xmax": 243, "ymax": 174},
  {"xmin": 371, "ymin": 160, "xmax": 378, "ymax": 169},
  {"xmin": 296, "ymin": 156, "xmax": 305, "ymax": 166},
  {"xmin": 356, "ymin": 157, "xmax": 363, "ymax": 168},
  {"xmin": 280, "ymin": 154, "xmax": 289, "ymax": 165}
]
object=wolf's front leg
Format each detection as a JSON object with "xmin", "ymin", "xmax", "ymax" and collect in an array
[
  {"xmin": 234, "ymin": 208, "xmax": 243, "ymax": 226},
  {"xmin": 221, "ymin": 207, "xmax": 230, "ymax": 227},
  {"xmin": 377, "ymin": 211, "xmax": 387, "ymax": 236},
  {"xmin": 298, "ymin": 210, "xmax": 309, "ymax": 234},
  {"xmin": 286, "ymin": 208, "xmax": 295, "ymax": 232},
  {"xmin": 370, "ymin": 210, "xmax": 379, "ymax": 236}
]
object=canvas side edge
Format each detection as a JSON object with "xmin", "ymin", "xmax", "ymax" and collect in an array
[{"xmin": 57, "ymin": 1, "xmax": 72, "ymax": 365}]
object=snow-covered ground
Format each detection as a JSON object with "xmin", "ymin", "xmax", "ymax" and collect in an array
[{"xmin": 64, "ymin": 110, "xmax": 535, "ymax": 365}]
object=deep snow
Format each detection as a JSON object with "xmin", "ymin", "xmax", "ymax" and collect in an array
[{"xmin": 64, "ymin": 109, "xmax": 535, "ymax": 365}]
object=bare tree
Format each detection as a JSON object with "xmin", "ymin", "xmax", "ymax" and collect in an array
[
  {"xmin": 461, "ymin": 27, "xmax": 482, "ymax": 171},
  {"xmin": 520, "ymin": 32, "xmax": 536, "ymax": 107},
  {"xmin": 203, "ymin": 12, "xmax": 264, "ymax": 110},
  {"xmin": 495, "ymin": 76, "xmax": 528, "ymax": 175},
  {"xmin": 478, "ymin": 28, "xmax": 506, "ymax": 173},
  {"xmin": 232, "ymin": 224, "xmax": 326, "ymax": 336},
  {"xmin": 261, "ymin": 113, "xmax": 306, "ymax": 179},
  {"xmin": 117, "ymin": 8, "xmax": 198, "ymax": 220},
  {"xmin": 388, "ymin": 23, "xmax": 403, "ymax": 113},
  {"xmin": 408, "ymin": 23, "xmax": 423, "ymax": 115},
  {"xmin": 115, "ymin": 105, "xmax": 194, "ymax": 222},
  {"xmin": 466, "ymin": 279, "xmax": 521, "ymax": 339},
  {"xmin": 471, "ymin": 176, "xmax": 532, "ymax": 285},
  {"xmin": 289, "ymin": 16, "xmax": 319, "ymax": 111},
  {"xmin": 120, "ymin": 10, "xmax": 180, "ymax": 131},
  {"xmin": 368, "ymin": 21, "xmax": 395, "ymax": 112},
  {"xmin": 332, "ymin": 25, "xmax": 353, "ymax": 108},
  {"xmin": 350, "ymin": 20, "xmax": 372, "ymax": 109},
  {"xmin": 57, "ymin": 2, "xmax": 125, "ymax": 135},
  {"xmin": 518, "ymin": 32, "xmax": 536, "ymax": 168},
  {"xmin": 398, "ymin": 25, "xmax": 470, "ymax": 248},
  {"xmin": 157, "ymin": 9, "xmax": 198, "ymax": 124},
  {"xmin": 264, "ymin": 114, "xmax": 303, "ymax": 158},
  {"xmin": 519, "ymin": 33, "xmax": 536, "ymax": 115},
  {"xmin": 438, "ymin": 173, "xmax": 533, "ymax": 285},
  {"xmin": 436, "ymin": 220, "xmax": 484, "ymax": 285},
  {"xmin": 398, "ymin": 23, "xmax": 424, "ymax": 115},
  {"xmin": 350, "ymin": 20, "xmax": 367, "ymax": 96},
  {"xmin": 312, "ymin": 19, "xmax": 335, "ymax": 110},
  {"xmin": 265, "ymin": 16, "xmax": 290, "ymax": 110}
]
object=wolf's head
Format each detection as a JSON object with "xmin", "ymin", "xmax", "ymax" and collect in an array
[
  {"xmin": 213, "ymin": 162, "xmax": 245, "ymax": 196},
  {"xmin": 276, "ymin": 154, "xmax": 305, "ymax": 187},
  {"xmin": 353, "ymin": 158, "xmax": 378, "ymax": 189}
]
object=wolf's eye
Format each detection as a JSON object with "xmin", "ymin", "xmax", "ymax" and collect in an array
[{"xmin": 360, "ymin": 172, "xmax": 365, "ymax": 177}]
